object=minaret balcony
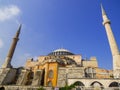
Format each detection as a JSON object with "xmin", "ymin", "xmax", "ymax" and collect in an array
[{"xmin": 102, "ymin": 19, "xmax": 111, "ymax": 25}]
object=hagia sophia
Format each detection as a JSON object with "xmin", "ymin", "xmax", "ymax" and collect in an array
[{"xmin": 0, "ymin": 5, "xmax": 120, "ymax": 90}]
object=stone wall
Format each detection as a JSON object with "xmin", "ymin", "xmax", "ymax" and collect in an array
[
  {"xmin": 82, "ymin": 59, "xmax": 98, "ymax": 68},
  {"xmin": 16, "ymin": 69, "xmax": 30, "ymax": 85},
  {"xmin": 0, "ymin": 85, "xmax": 53, "ymax": 90},
  {"xmin": 0, "ymin": 68, "xmax": 17, "ymax": 85},
  {"xmin": 57, "ymin": 67, "xmax": 84, "ymax": 87},
  {"xmin": 1, "ymin": 85, "xmax": 120, "ymax": 90},
  {"xmin": 32, "ymin": 70, "xmax": 43, "ymax": 86},
  {"xmin": 68, "ymin": 78, "xmax": 120, "ymax": 88}
]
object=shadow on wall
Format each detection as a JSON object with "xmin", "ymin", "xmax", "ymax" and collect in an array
[{"xmin": 0, "ymin": 87, "xmax": 5, "ymax": 90}]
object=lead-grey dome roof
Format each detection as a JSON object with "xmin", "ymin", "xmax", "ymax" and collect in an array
[{"xmin": 48, "ymin": 48, "xmax": 74, "ymax": 56}]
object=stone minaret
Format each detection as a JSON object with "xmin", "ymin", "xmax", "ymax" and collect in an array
[
  {"xmin": 2, "ymin": 25, "xmax": 22, "ymax": 68},
  {"xmin": 101, "ymin": 5, "xmax": 120, "ymax": 78}
]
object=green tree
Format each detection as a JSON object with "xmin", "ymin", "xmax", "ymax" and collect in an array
[{"xmin": 37, "ymin": 87, "xmax": 45, "ymax": 90}]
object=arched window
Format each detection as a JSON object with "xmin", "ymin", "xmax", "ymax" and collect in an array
[
  {"xmin": 109, "ymin": 82, "xmax": 119, "ymax": 87},
  {"xmin": 48, "ymin": 70, "xmax": 54, "ymax": 78},
  {"xmin": 91, "ymin": 81, "xmax": 104, "ymax": 88},
  {"xmin": 85, "ymin": 68, "xmax": 96, "ymax": 78},
  {"xmin": 25, "ymin": 71, "xmax": 34, "ymax": 85},
  {"xmin": 47, "ymin": 81, "xmax": 52, "ymax": 86},
  {"xmin": 73, "ymin": 81, "xmax": 84, "ymax": 86}
]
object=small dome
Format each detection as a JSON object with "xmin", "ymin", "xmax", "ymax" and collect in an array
[
  {"xmin": 53, "ymin": 48, "xmax": 70, "ymax": 52},
  {"xmin": 48, "ymin": 48, "xmax": 74, "ymax": 56}
]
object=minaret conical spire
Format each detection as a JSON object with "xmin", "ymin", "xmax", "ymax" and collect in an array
[
  {"xmin": 101, "ymin": 4, "xmax": 110, "ymax": 25},
  {"xmin": 15, "ymin": 24, "xmax": 22, "ymax": 38},
  {"xmin": 101, "ymin": 4, "xmax": 106, "ymax": 16},
  {"xmin": 2, "ymin": 24, "xmax": 22, "ymax": 68}
]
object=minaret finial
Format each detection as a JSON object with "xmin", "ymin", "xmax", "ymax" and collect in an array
[
  {"xmin": 101, "ymin": 4, "xmax": 106, "ymax": 16},
  {"xmin": 15, "ymin": 24, "xmax": 22, "ymax": 38}
]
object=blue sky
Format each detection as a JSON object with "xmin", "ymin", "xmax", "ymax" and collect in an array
[{"xmin": 0, "ymin": 0, "xmax": 120, "ymax": 69}]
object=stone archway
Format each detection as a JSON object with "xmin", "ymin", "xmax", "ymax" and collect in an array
[
  {"xmin": 73, "ymin": 81, "xmax": 84, "ymax": 86},
  {"xmin": 0, "ymin": 87, "xmax": 5, "ymax": 90},
  {"xmin": 91, "ymin": 81, "xmax": 104, "ymax": 90},
  {"xmin": 109, "ymin": 82, "xmax": 119, "ymax": 87},
  {"xmin": 73, "ymin": 81, "xmax": 85, "ymax": 90}
]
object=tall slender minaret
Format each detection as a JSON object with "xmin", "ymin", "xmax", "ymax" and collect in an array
[
  {"xmin": 101, "ymin": 5, "xmax": 120, "ymax": 78},
  {"xmin": 2, "ymin": 24, "xmax": 22, "ymax": 68}
]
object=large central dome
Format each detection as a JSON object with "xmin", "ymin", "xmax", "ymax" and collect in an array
[{"xmin": 48, "ymin": 48, "xmax": 74, "ymax": 56}]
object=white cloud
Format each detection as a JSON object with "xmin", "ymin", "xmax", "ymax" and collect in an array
[
  {"xmin": 0, "ymin": 39, "xmax": 3, "ymax": 48},
  {"xmin": 33, "ymin": 56, "xmax": 38, "ymax": 60},
  {"xmin": 0, "ymin": 5, "xmax": 20, "ymax": 21},
  {"xmin": 24, "ymin": 53, "xmax": 32, "ymax": 58}
]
